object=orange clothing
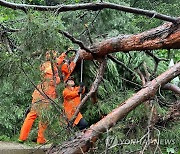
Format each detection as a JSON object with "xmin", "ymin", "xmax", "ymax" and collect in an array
[
  {"xmin": 61, "ymin": 62, "xmax": 76, "ymax": 82},
  {"xmin": 32, "ymin": 54, "xmax": 76, "ymax": 102},
  {"xmin": 19, "ymin": 52, "xmax": 70, "ymax": 144},
  {"xmin": 32, "ymin": 52, "xmax": 67, "ymax": 102},
  {"xmin": 63, "ymin": 86, "xmax": 85, "ymax": 125},
  {"xmin": 19, "ymin": 110, "xmax": 47, "ymax": 144}
]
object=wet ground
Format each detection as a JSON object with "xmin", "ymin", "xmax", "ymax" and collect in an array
[{"xmin": 0, "ymin": 141, "xmax": 51, "ymax": 154}]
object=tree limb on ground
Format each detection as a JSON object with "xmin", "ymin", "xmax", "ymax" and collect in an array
[{"xmin": 47, "ymin": 62, "xmax": 180, "ymax": 154}]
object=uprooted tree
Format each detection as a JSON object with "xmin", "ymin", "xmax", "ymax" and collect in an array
[
  {"xmin": 48, "ymin": 62, "xmax": 180, "ymax": 154},
  {"xmin": 0, "ymin": 0, "xmax": 180, "ymax": 153}
]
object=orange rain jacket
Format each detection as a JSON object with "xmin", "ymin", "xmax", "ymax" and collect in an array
[
  {"xmin": 19, "ymin": 52, "xmax": 76, "ymax": 144},
  {"xmin": 63, "ymin": 86, "xmax": 85, "ymax": 125},
  {"xmin": 32, "ymin": 53, "xmax": 76, "ymax": 103},
  {"xmin": 61, "ymin": 62, "xmax": 76, "ymax": 82}
]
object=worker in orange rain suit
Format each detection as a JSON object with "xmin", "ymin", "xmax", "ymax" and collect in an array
[
  {"xmin": 18, "ymin": 50, "xmax": 78, "ymax": 144},
  {"xmin": 63, "ymin": 77, "xmax": 88, "ymax": 130}
]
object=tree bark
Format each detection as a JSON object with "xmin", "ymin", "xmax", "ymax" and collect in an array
[
  {"xmin": 48, "ymin": 62, "xmax": 180, "ymax": 154},
  {"xmin": 0, "ymin": 1, "xmax": 178, "ymax": 23},
  {"xmin": 78, "ymin": 21, "xmax": 180, "ymax": 60},
  {"xmin": 162, "ymin": 83, "xmax": 180, "ymax": 96}
]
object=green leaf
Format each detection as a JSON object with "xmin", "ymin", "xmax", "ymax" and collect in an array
[{"xmin": 167, "ymin": 147, "xmax": 175, "ymax": 154}]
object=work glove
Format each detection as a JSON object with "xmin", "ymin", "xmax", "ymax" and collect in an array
[
  {"xmin": 78, "ymin": 82, "xmax": 84, "ymax": 95},
  {"xmin": 24, "ymin": 107, "xmax": 30, "ymax": 118},
  {"xmin": 80, "ymin": 82, "xmax": 84, "ymax": 87}
]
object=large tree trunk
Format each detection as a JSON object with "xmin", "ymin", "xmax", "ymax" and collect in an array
[
  {"xmin": 79, "ymin": 21, "xmax": 180, "ymax": 60},
  {"xmin": 48, "ymin": 62, "xmax": 180, "ymax": 154}
]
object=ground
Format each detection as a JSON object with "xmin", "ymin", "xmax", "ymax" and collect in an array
[{"xmin": 0, "ymin": 141, "xmax": 51, "ymax": 154}]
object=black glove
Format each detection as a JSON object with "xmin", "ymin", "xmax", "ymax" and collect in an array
[
  {"xmin": 80, "ymin": 82, "xmax": 84, "ymax": 87},
  {"xmin": 78, "ymin": 82, "xmax": 84, "ymax": 95},
  {"xmin": 78, "ymin": 88, "xmax": 83, "ymax": 95},
  {"xmin": 24, "ymin": 107, "xmax": 30, "ymax": 118},
  {"xmin": 63, "ymin": 59, "xmax": 70, "ymax": 65}
]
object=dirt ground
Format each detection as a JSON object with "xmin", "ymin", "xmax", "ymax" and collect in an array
[{"xmin": 0, "ymin": 141, "xmax": 51, "ymax": 154}]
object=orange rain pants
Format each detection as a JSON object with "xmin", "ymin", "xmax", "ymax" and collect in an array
[
  {"xmin": 19, "ymin": 53, "xmax": 76, "ymax": 144},
  {"xmin": 63, "ymin": 86, "xmax": 85, "ymax": 125}
]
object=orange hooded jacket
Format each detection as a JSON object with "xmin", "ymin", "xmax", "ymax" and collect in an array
[
  {"xmin": 19, "ymin": 52, "xmax": 76, "ymax": 144},
  {"xmin": 32, "ymin": 53, "xmax": 76, "ymax": 103},
  {"xmin": 63, "ymin": 86, "xmax": 85, "ymax": 125}
]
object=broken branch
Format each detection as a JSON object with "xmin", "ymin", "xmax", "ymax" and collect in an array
[
  {"xmin": 53, "ymin": 62, "xmax": 180, "ymax": 154},
  {"xmin": 0, "ymin": 1, "xmax": 178, "ymax": 23},
  {"xmin": 59, "ymin": 30, "xmax": 93, "ymax": 53}
]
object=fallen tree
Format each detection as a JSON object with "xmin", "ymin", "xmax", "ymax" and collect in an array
[
  {"xmin": 47, "ymin": 62, "xmax": 180, "ymax": 154},
  {"xmin": 0, "ymin": 1, "xmax": 180, "ymax": 60},
  {"xmin": 57, "ymin": 18, "xmax": 180, "ymax": 60},
  {"xmin": 1, "ymin": 19, "xmax": 180, "ymax": 60},
  {"xmin": 0, "ymin": 1, "xmax": 180, "ymax": 153},
  {"xmin": 77, "ymin": 20, "xmax": 180, "ymax": 60}
]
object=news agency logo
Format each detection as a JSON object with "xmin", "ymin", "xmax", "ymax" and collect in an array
[{"xmin": 107, "ymin": 136, "xmax": 176, "ymax": 146}]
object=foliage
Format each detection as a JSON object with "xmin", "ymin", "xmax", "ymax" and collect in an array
[
  {"xmin": 0, "ymin": 0, "xmax": 179, "ymax": 153},
  {"xmin": 130, "ymin": 0, "xmax": 180, "ymax": 31}
]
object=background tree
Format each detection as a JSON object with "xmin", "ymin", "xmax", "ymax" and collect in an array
[{"xmin": 0, "ymin": 0, "xmax": 179, "ymax": 153}]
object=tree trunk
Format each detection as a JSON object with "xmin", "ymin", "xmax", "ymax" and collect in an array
[
  {"xmin": 48, "ymin": 62, "xmax": 180, "ymax": 154},
  {"xmin": 79, "ymin": 21, "xmax": 180, "ymax": 60}
]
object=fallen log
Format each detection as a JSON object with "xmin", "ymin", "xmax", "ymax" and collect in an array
[
  {"xmin": 47, "ymin": 62, "xmax": 180, "ymax": 154},
  {"xmin": 78, "ymin": 20, "xmax": 180, "ymax": 60}
]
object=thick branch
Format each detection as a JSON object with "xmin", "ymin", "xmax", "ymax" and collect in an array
[
  {"xmin": 78, "ymin": 21, "xmax": 180, "ymax": 60},
  {"xmin": 136, "ymin": 68, "xmax": 146, "ymax": 85},
  {"xmin": 0, "ymin": 1, "xmax": 178, "ymax": 23},
  {"xmin": 59, "ymin": 30, "xmax": 92, "ymax": 53},
  {"xmin": 0, "ymin": 14, "xmax": 179, "ymax": 60},
  {"xmin": 51, "ymin": 62, "xmax": 180, "ymax": 154}
]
